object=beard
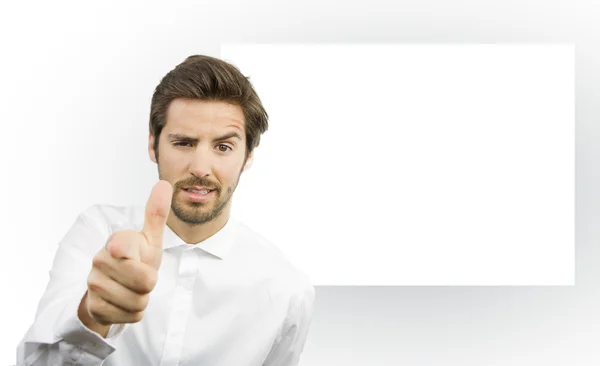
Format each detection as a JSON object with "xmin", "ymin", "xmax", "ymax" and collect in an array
[
  {"xmin": 171, "ymin": 185, "xmax": 233, "ymax": 225},
  {"xmin": 157, "ymin": 162, "xmax": 245, "ymax": 226}
]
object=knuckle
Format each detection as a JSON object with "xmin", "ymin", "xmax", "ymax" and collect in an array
[
  {"xmin": 92, "ymin": 254, "xmax": 107, "ymax": 269},
  {"xmin": 87, "ymin": 275, "xmax": 103, "ymax": 293},
  {"xmin": 133, "ymin": 294, "xmax": 149, "ymax": 312},
  {"xmin": 109, "ymin": 239, "xmax": 123, "ymax": 254},
  {"xmin": 130, "ymin": 311, "xmax": 145, "ymax": 323},
  {"xmin": 145, "ymin": 271, "xmax": 158, "ymax": 291},
  {"xmin": 113, "ymin": 234, "xmax": 140, "ymax": 255},
  {"xmin": 137, "ymin": 280, "xmax": 152, "ymax": 294},
  {"xmin": 136, "ymin": 270, "xmax": 157, "ymax": 293}
]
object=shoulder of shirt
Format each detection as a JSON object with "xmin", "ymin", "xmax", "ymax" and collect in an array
[{"xmin": 232, "ymin": 218, "xmax": 314, "ymax": 295}]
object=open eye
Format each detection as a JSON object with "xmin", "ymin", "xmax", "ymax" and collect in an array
[{"xmin": 217, "ymin": 144, "xmax": 232, "ymax": 152}]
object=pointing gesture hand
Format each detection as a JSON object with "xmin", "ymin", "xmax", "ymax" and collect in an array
[
  {"xmin": 81, "ymin": 180, "xmax": 174, "ymax": 330},
  {"xmin": 106, "ymin": 180, "xmax": 174, "ymax": 268}
]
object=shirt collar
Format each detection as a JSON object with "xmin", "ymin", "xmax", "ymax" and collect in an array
[{"xmin": 161, "ymin": 216, "xmax": 239, "ymax": 260}]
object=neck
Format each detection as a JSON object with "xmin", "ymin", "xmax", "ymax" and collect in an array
[{"xmin": 166, "ymin": 207, "xmax": 231, "ymax": 244}]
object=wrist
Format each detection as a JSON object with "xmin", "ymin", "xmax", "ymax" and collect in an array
[{"xmin": 78, "ymin": 291, "xmax": 112, "ymax": 338}]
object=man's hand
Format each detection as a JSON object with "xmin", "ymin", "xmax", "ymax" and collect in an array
[{"xmin": 79, "ymin": 180, "xmax": 173, "ymax": 331}]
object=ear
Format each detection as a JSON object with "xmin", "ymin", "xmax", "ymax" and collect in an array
[
  {"xmin": 148, "ymin": 134, "xmax": 157, "ymax": 164},
  {"xmin": 243, "ymin": 151, "xmax": 254, "ymax": 172}
]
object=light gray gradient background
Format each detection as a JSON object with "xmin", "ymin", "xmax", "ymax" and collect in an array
[{"xmin": 1, "ymin": 0, "xmax": 597, "ymax": 365}]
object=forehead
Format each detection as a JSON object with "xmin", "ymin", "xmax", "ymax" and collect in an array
[{"xmin": 164, "ymin": 98, "xmax": 245, "ymax": 136}]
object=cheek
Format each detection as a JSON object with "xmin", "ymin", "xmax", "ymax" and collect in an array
[
  {"xmin": 215, "ymin": 165, "xmax": 242, "ymax": 185},
  {"xmin": 158, "ymin": 156, "xmax": 186, "ymax": 179},
  {"xmin": 161, "ymin": 151, "xmax": 186, "ymax": 168}
]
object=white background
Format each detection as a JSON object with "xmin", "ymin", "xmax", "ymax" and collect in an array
[
  {"xmin": 223, "ymin": 44, "xmax": 574, "ymax": 286},
  {"xmin": 1, "ymin": 0, "xmax": 593, "ymax": 365}
]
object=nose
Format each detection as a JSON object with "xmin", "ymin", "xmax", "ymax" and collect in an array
[{"xmin": 188, "ymin": 146, "xmax": 213, "ymax": 178}]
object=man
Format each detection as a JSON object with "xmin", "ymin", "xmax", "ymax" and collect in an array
[{"xmin": 17, "ymin": 55, "xmax": 315, "ymax": 365}]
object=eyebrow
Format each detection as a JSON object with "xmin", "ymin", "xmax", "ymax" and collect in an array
[{"xmin": 167, "ymin": 132, "xmax": 243, "ymax": 143}]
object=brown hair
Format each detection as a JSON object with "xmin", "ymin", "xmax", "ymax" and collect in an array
[{"xmin": 149, "ymin": 55, "xmax": 269, "ymax": 160}]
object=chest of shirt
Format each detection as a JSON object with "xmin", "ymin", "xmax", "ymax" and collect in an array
[{"xmin": 103, "ymin": 247, "xmax": 290, "ymax": 365}]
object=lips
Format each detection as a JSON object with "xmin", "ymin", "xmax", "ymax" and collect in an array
[
  {"xmin": 181, "ymin": 187, "xmax": 214, "ymax": 202},
  {"xmin": 188, "ymin": 187, "xmax": 210, "ymax": 190},
  {"xmin": 183, "ymin": 186, "xmax": 216, "ymax": 191}
]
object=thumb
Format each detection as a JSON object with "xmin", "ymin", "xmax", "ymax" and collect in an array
[{"xmin": 141, "ymin": 180, "xmax": 173, "ymax": 249}]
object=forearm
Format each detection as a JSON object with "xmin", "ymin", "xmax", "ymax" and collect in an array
[{"xmin": 17, "ymin": 291, "xmax": 119, "ymax": 365}]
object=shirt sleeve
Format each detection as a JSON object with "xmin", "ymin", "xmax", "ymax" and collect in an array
[
  {"xmin": 16, "ymin": 205, "xmax": 130, "ymax": 366},
  {"xmin": 263, "ymin": 279, "xmax": 316, "ymax": 366}
]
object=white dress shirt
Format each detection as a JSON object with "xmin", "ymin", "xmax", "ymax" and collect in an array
[{"xmin": 17, "ymin": 204, "xmax": 315, "ymax": 366}]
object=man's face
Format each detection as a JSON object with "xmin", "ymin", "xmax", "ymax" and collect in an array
[{"xmin": 148, "ymin": 98, "xmax": 252, "ymax": 226}]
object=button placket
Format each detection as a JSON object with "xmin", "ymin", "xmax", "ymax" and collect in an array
[{"xmin": 158, "ymin": 248, "xmax": 198, "ymax": 366}]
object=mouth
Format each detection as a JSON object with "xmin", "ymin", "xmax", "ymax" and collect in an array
[
  {"xmin": 181, "ymin": 187, "xmax": 216, "ymax": 202},
  {"xmin": 183, "ymin": 187, "xmax": 214, "ymax": 194}
]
